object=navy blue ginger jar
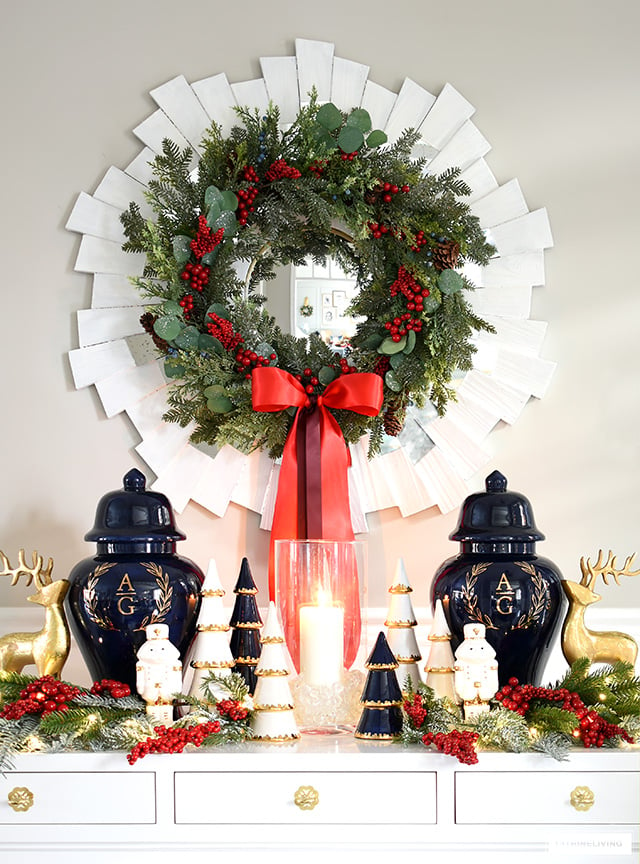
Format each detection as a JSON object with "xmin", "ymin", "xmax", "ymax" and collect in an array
[
  {"xmin": 432, "ymin": 470, "xmax": 565, "ymax": 687},
  {"xmin": 66, "ymin": 468, "xmax": 203, "ymax": 690}
]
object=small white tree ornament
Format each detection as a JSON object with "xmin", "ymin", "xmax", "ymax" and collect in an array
[
  {"xmin": 385, "ymin": 558, "xmax": 422, "ymax": 691},
  {"xmin": 453, "ymin": 622, "xmax": 499, "ymax": 720},
  {"xmin": 251, "ymin": 602, "xmax": 299, "ymax": 742},
  {"xmin": 136, "ymin": 623, "xmax": 182, "ymax": 724},
  {"xmin": 424, "ymin": 599, "xmax": 458, "ymax": 702},
  {"xmin": 187, "ymin": 559, "xmax": 234, "ymax": 703}
]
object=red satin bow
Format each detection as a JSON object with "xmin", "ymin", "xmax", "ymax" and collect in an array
[{"xmin": 252, "ymin": 366, "xmax": 383, "ymax": 598}]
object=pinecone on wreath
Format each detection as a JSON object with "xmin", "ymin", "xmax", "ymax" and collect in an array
[
  {"xmin": 140, "ymin": 312, "xmax": 169, "ymax": 353},
  {"xmin": 432, "ymin": 240, "xmax": 460, "ymax": 272},
  {"xmin": 383, "ymin": 401, "xmax": 405, "ymax": 437}
]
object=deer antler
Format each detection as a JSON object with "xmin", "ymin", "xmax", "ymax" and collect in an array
[
  {"xmin": 0, "ymin": 549, "xmax": 52, "ymax": 587},
  {"xmin": 580, "ymin": 549, "xmax": 640, "ymax": 589}
]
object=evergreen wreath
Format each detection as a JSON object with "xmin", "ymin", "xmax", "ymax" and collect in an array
[{"xmin": 121, "ymin": 94, "xmax": 495, "ymax": 459}]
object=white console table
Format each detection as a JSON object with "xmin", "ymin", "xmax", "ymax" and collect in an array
[{"xmin": 1, "ymin": 738, "xmax": 638, "ymax": 864}]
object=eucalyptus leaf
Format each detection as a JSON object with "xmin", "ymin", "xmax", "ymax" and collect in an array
[
  {"xmin": 438, "ymin": 269, "xmax": 463, "ymax": 295},
  {"xmin": 220, "ymin": 190, "xmax": 239, "ymax": 211},
  {"xmin": 337, "ymin": 125, "xmax": 364, "ymax": 154},
  {"xmin": 390, "ymin": 352, "xmax": 405, "ymax": 370},
  {"xmin": 206, "ymin": 303, "xmax": 230, "ymax": 321},
  {"xmin": 204, "ymin": 384, "xmax": 227, "ymax": 399},
  {"xmin": 358, "ymin": 332, "xmax": 384, "ymax": 350},
  {"xmin": 172, "ymin": 235, "xmax": 192, "ymax": 264},
  {"xmin": 377, "ymin": 335, "xmax": 407, "ymax": 355},
  {"xmin": 204, "ymin": 185, "xmax": 225, "ymax": 209},
  {"xmin": 201, "ymin": 247, "xmax": 220, "ymax": 266},
  {"xmin": 154, "ymin": 316, "xmax": 182, "ymax": 342},
  {"xmin": 162, "ymin": 300, "xmax": 182, "ymax": 317},
  {"xmin": 312, "ymin": 127, "xmax": 338, "ymax": 150},
  {"xmin": 346, "ymin": 108, "xmax": 372, "ymax": 132},
  {"xmin": 164, "ymin": 358, "xmax": 185, "ymax": 379},
  {"xmin": 212, "ymin": 210, "xmax": 238, "ymax": 237},
  {"xmin": 366, "ymin": 129, "xmax": 388, "ymax": 149},
  {"xmin": 198, "ymin": 333, "xmax": 223, "ymax": 354},
  {"xmin": 318, "ymin": 365, "xmax": 338, "ymax": 385},
  {"xmin": 174, "ymin": 326, "xmax": 200, "ymax": 351},
  {"xmin": 402, "ymin": 329, "xmax": 417, "ymax": 354},
  {"xmin": 385, "ymin": 369, "xmax": 403, "ymax": 392},
  {"xmin": 316, "ymin": 102, "xmax": 343, "ymax": 131},
  {"xmin": 422, "ymin": 294, "xmax": 441, "ymax": 313},
  {"xmin": 255, "ymin": 342, "xmax": 276, "ymax": 361},
  {"xmin": 207, "ymin": 394, "xmax": 234, "ymax": 414},
  {"xmin": 206, "ymin": 202, "xmax": 221, "ymax": 226}
]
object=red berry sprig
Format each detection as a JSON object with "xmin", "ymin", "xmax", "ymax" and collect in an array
[
  {"xmin": 422, "ymin": 729, "xmax": 479, "ymax": 765},
  {"xmin": 180, "ymin": 261, "xmax": 210, "ymax": 293},
  {"xmin": 235, "ymin": 347, "xmax": 276, "ymax": 379},
  {"xmin": 410, "ymin": 230, "xmax": 428, "ymax": 253},
  {"xmin": 367, "ymin": 221, "xmax": 390, "ymax": 239},
  {"xmin": 190, "ymin": 215, "xmax": 225, "ymax": 259},
  {"xmin": 308, "ymin": 159, "xmax": 328, "ymax": 176},
  {"xmin": 234, "ymin": 165, "xmax": 261, "ymax": 226},
  {"xmin": 216, "ymin": 699, "xmax": 249, "ymax": 721},
  {"xmin": 0, "ymin": 676, "xmax": 81, "ymax": 719},
  {"xmin": 207, "ymin": 313, "xmax": 245, "ymax": 352},
  {"xmin": 90, "ymin": 679, "xmax": 131, "ymax": 699},
  {"xmin": 179, "ymin": 293, "xmax": 194, "ymax": 317},
  {"xmin": 403, "ymin": 693, "xmax": 428, "ymax": 729},
  {"xmin": 126, "ymin": 721, "xmax": 221, "ymax": 764},
  {"xmin": 373, "ymin": 356, "xmax": 391, "ymax": 378},
  {"xmin": 340, "ymin": 151, "xmax": 357, "ymax": 161},
  {"xmin": 496, "ymin": 677, "xmax": 635, "ymax": 748},
  {"xmin": 264, "ymin": 159, "xmax": 301, "ymax": 182}
]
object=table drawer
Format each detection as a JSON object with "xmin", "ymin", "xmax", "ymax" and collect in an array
[
  {"xmin": 1, "ymin": 771, "xmax": 156, "ymax": 824},
  {"xmin": 456, "ymin": 771, "xmax": 639, "ymax": 825},
  {"xmin": 175, "ymin": 770, "xmax": 437, "ymax": 824}
]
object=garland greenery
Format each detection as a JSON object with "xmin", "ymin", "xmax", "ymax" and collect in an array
[
  {"xmin": 121, "ymin": 94, "xmax": 495, "ymax": 458},
  {"xmin": 401, "ymin": 659, "xmax": 640, "ymax": 763},
  {"xmin": 0, "ymin": 671, "xmax": 252, "ymax": 771}
]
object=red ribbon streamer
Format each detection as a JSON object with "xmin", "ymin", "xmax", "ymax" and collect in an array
[{"xmin": 252, "ymin": 366, "xmax": 383, "ymax": 599}]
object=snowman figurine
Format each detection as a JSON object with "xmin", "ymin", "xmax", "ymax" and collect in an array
[
  {"xmin": 135, "ymin": 623, "xmax": 183, "ymax": 724},
  {"xmin": 453, "ymin": 623, "xmax": 499, "ymax": 720}
]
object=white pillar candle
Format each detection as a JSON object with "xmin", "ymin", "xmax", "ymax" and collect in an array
[{"xmin": 299, "ymin": 596, "xmax": 344, "ymax": 687}]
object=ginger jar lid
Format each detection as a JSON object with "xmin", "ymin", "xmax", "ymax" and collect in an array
[
  {"xmin": 85, "ymin": 468, "xmax": 186, "ymax": 545},
  {"xmin": 450, "ymin": 470, "xmax": 545, "ymax": 544}
]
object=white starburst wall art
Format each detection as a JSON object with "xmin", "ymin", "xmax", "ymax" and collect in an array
[{"xmin": 66, "ymin": 38, "xmax": 555, "ymax": 529}]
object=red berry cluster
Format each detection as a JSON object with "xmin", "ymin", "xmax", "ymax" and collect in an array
[
  {"xmin": 380, "ymin": 181, "xmax": 400, "ymax": 203},
  {"xmin": 422, "ymin": 729, "xmax": 479, "ymax": 765},
  {"xmin": 216, "ymin": 699, "xmax": 249, "ymax": 721},
  {"xmin": 308, "ymin": 159, "xmax": 328, "ymax": 176},
  {"xmin": 293, "ymin": 367, "xmax": 321, "ymax": 395},
  {"xmin": 190, "ymin": 215, "xmax": 224, "ymax": 259},
  {"xmin": 410, "ymin": 230, "xmax": 428, "ymax": 253},
  {"xmin": 367, "ymin": 220, "xmax": 391, "ymax": 239},
  {"xmin": 236, "ymin": 347, "xmax": 276, "ymax": 379},
  {"xmin": 337, "ymin": 357, "xmax": 358, "ymax": 376},
  {"xmin": 90, "ymin": 679, "xmax": 131, "ymax": 699},
  {"xmin": 382, "ymin": 266, "xmax": 428, "ymax": 342},
  {"xmin": 373, "ymin": 356, "xmax": 390, "ymax": 378},
  {"xmin": 236, "ymin": 166, "xmax": 260, "ymax": 225},
  {"xmin": 496, "ymin": 677, "xmax": 635, "ymax": 748},
  {"xmin": 0, "ymin": 676, "xmax": 80, "ymax": 720},
  {"xmin": 179, "ymin": 294, "xmax": 194, "ymax": 317},
  {"xmin": 207, "ymin": 313, "xmax": 245, "ymax": 352},
  {"xmin": 180, "ymin": 261, "xmax": 210, "ymax": 293},
  {"xmin": 126, "ymin": 721, "xmax": 221, "ymax": 764},
  {"xmin": 264, "ymin": 159, "xmax": 301, "ymax": 182},
  {"xmin": 340, "ymin": 151, "xmax": 358, "ymax": 161},
  {"xmin": 403, "ymin": 693, "xmax": 427, "ymax": 729}
]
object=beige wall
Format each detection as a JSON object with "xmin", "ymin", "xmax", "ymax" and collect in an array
[{"xmin": 1, "ymin": 0, "xmax": 639, "ymax": 619}]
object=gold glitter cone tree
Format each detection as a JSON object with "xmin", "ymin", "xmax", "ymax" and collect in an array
[
  {"xmin": 250, "ymin": 602, "xmax": 299, "ymax": 742},
  {"xmin": 424, "ymin": 598, "xmax": 458, "ymax": 702},
  {"xmin": 385, "ymin": 558, "xmax": 422, "ymax": 691},
  {"xmin": 188, "ymin": 559, "xmax": 234, "ymax": 701}
]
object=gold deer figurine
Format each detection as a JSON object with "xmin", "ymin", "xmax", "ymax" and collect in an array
[
  {"xmin": 0, "ymin": 549, "xmax": 71, "ymax": 678},
  {"xmin": 561, "ymin": 549, "xmax": 640, "ymax": 669}
]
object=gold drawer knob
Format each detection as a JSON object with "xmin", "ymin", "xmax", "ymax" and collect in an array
[
  {"xmin": 8, "ymin": 787, "xmax": 34, "ymax": 812},
  {"xmin": 294, "ymin": 785, "xmax": 319, "ymax": 811},
  {"xmin": 570, "ymin": 785, "xmax": 595, "ymax": 811}
]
